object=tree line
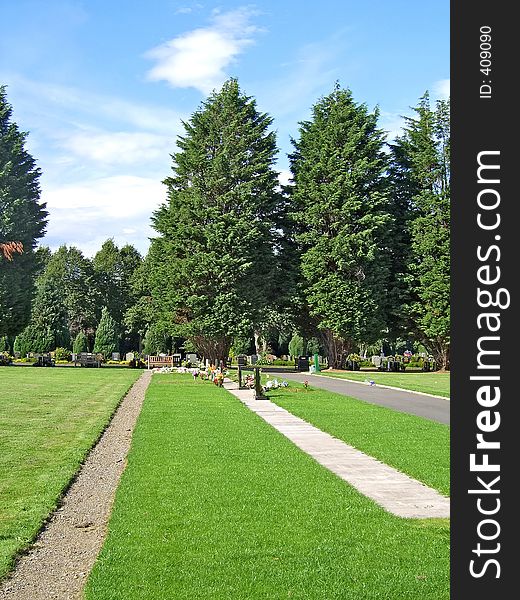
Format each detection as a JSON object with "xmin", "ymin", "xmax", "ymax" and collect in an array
[{"xmin": 0, "ymin": 80, "xmax": 450, "ymax": 369}]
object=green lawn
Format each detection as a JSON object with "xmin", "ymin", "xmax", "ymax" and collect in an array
[
  {"xmin": 86, "ymin": 374, "xmax": 449, "ymax": 600},
  {"xmin": 267, "ymin": 381, "xmax": 449, "ymax": 496},
  {"xmin": 315, "ymin": 371, "xmax": 450, "ymax": 397},
  {"xmin": 0, "ymin": 366, "xmax": 141, "ymax": 580}
]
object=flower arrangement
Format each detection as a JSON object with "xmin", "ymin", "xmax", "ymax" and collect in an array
[
  {"xmin": 263, "ymin": 378, "xmax": 288, "ymax": 391},
  {"xmin": 303, "ymin": 380, "xmax": 309, "ymax": 389},
  {"xmin": 244, "ymin": 374, "xmax": 255, "ymax": 389}
]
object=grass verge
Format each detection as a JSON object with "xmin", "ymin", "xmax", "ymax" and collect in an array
[
  {"xmin": 0, "ymin": 366, "xmax": 141, "ymax": 580},
  {"xmin": 85, "ymin": 374, "xmax": 449, "ymax": 600},
  {"xmin": 267, "ymin": 381, "xmax": 449, "ymax": 496},
  {"xmin": 315, "ymin": 371, "xmax": 450, "ymax": 397}
]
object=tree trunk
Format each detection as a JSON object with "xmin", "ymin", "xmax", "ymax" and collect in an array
[
  {"xmin": 193, "ymin": 335, "xmax": 231, "ymax": 367},
  {"xmin": 254, "ymin": 331, "xmax": 261, "ymax": 356},
  {"xmin": 319, "ymin": 329, "xmax": 351, "ymax": 369},
  {"xmin": 424, "ymin": 338, "xmax": 450, "ymax": 371}
]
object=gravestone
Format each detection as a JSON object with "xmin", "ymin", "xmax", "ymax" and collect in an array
[
  {"xmin": 371, "ymin": 355, "xmax": 382, "ymax": 367},
  {"xmin": 126, "ymin": 352, "xmax": 135, "ymax": 362},
  {"xmin": 250, "ymin": 355, "xmax": 258, "ymax": 365},
  {"xmin": 112, "ymin": 352, "xmax": 120, "ymax": 361},
  {"xmin": 186, "ymin": 353, "xmax": 198, "ymax": 365}
]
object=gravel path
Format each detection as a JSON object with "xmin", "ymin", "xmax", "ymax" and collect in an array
[{"xmin": 0, "ymin": 370, "xmax": 152, "ymax": 600}]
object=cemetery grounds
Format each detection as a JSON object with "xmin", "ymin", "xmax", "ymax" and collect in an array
[{"xmin": 0, "ymin": 366, "xmax": 449, "ymax": 599}]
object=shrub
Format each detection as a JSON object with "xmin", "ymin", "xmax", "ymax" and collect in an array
[
  {"xmin": 0, "ymin": 352, "xmax": 12, "ymax": 366},
  {"xmin": 255, "ymin": 356, "xmax": 273, "ymax": 366},
  {"xmin": 93, "ymin": 307, "xmax": 119, "ymax": 359},
  {"xmin": 54, "ymin": 347, "xmax": 71, "ymax": 361},
  {"xmin": 73, "ymin": 331, "xmax": 89, "ymax": 354},
  {"xmin": 0, "ymin": 336, "xmax": 11, "ymax": 353},
  {"xmin": 272, "ymin": 359, "xmax": 293, "ymax": 366}
]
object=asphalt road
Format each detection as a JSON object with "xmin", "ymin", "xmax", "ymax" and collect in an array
[{"xmin": 279, "ymin": 372, "xmax": 450, "ymax": 425}]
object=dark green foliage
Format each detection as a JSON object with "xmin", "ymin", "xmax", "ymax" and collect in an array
[
  {"xmin": 73, "ymin": 331, "xmax": 89, "ymax": 354},
  {"xmin": 13, "ymin": 323, "xmax": 53, "ymax": 355},
  {"xmin": 149, "ymin": 79, "xmax": 283, "ymax": 363},
  {"xmin": 306, "ymin": 336, "xmax": 321, "ymax": 356},
  {"xmin": 0, "ymin": 86, "xmax": 48, "ymax": 337},
  {"xmin": 12, "ymin": 245, "xmax": 99, "ymax": 354},
  {"xmin": 143, "ymin": 322, "xmax": 171, "ymax": 355},
  {"xmin": 93, "ymin": 307, "xmax": 118, "ymax": 359},
  {"xmin": 289, "ymin": 85, "xmax": 393, "ymax": 367},
  {"xmin": 44, "ymin": 245, "xmax": 100, "ymax": 339},
  {"xmin": 390, "ymin": 93, "xmax": 450, "ymax": 368},
  {"xmin": 0, "ymin": 335, "xmax": 10, "ymax": 353},
  {"xmin": 93, "ymin": 239, "xmax": 142, "ymax": 352}
]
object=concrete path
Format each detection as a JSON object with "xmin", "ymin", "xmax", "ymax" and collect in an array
[
  {"xmin": 224, "ymin": 380, "xmax": 449, "ymax": 519},
  {"xmin": 279, "ymin": 372, "xmax": 450, "ymax": 425}
]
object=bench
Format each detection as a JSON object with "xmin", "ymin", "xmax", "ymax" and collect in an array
[
  {"xmin": 75, "ymin": 352, "xmax": 101, "ymax": 367},
  {"xmin": 147, "ymin": 355, "xmax": 173, "ymax": 369}
]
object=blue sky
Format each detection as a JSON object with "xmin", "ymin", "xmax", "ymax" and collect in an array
[{"xmin": 1, "ymin": 0, "xmax": 449, "ymax": 257}]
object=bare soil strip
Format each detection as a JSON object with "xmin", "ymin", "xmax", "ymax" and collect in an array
[{"xmin": 0, "ymin": 370, "xmax": 152, "ymax": 600}]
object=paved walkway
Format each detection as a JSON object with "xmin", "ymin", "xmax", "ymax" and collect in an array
[
  {"xmin": 224, "ymin": 380, "xmax": 450, "ymax": 519},
  {"xmin": 279, "ymin": 372, "xmax": 450, "ymax": 425}
]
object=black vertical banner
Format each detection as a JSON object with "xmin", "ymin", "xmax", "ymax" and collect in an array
[{"xmin": 451, "ymin": 2, "xmax": 515, "ymax": 598}]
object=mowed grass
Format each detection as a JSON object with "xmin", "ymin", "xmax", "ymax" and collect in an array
[
  {"xmin": 268, "ymin": 383, "xmax": 449, "ymax": 496},
  {"xmin": 0, "ymin": 366, "xmax": 141, "ymax": 579},
  {"xmin": 85, "ymin": 374, "xmax": 449, "ymax": 600},
  {"xmin": 316, "ymin": 371, "xmax": 450, "ymax": 397}
]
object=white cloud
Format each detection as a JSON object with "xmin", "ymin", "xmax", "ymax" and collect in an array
[
  {"xmin": 379, "ymin": 111, "xmax": 406, "ymax": 141},
  {"xmin": 59, "ymin": 130, "xmax": 173, "ymax": 166},
  {"xmin": 42, "ymin": 176, "xmax": 166, "ymax": 256},
  {"xmin": 145, "ymin": 7, "xmax": 261, "ymax": 93},
  {"xmin": 277, "ymin": 169, "xmax": 292, "ymax": 187},
  {"xmin": 4, "ymin": 75, "xmax": 185, "ymax": 135},
  {"xmin": 433, "ymin": 78, "xmax": 450, "ymax": 100}
]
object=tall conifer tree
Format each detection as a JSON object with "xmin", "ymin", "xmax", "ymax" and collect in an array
[
  {"xmin": 0, "ymin": 86, "xmax": 47, "ymax": 336},
  {"xmin": 390, "ymin": 93, "xmax": 450, "ymax": 368},
  {"xmin": 149, "ymin": 79, "xmax": 282, "ymax": 363},
  {"xmin": 289, "ymin": 85, "xmax": 393, "ymax": 368}
]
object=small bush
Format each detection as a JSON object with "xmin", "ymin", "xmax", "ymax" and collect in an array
[
  {"xmin": 0, "ymin": 353, "xmax": 12, "ymax": 366},
  {"xmin": 54, "ymin": 347, "xmax": 71, "ymax": 362}
]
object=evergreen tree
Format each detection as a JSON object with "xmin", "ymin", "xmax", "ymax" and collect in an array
[
  {"xmin": 289, "ymin": 85, "xmax": 393, "ymax": 368},
  {"xmin": 390, "ymin": 93, "xmax": 450, "ymax": 369},
  {"xmin": 0, "ymin": 85, "xmax": 48, "ymax": 337},
  {"xmin": 93, "ymin": 239, "xmax": 142, "ymax": 351},
  {"xmin": 47, "ymin": 245, "xmax": 100, "ymax": 339},
  {"xmin": 15, "ymin": 245, "xmax": 101, "ymax": 353},
  {"xmin": 149, "ymin": 79, "xmax": 282, "ymax": 364},
  {"xmin": 93, "ymin": 307, "xmax": 118, "ymax": 359},
  {"xmin": 13, "ymin": 322, "xmax": 55, "ymax": 355},
  {"xmin": 0, "ymin": 335, "xmax": 10, "ymax": 352},
  {"xmin": 73, "ymin": 330, "xmax": 88, "ymax": 354}
]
